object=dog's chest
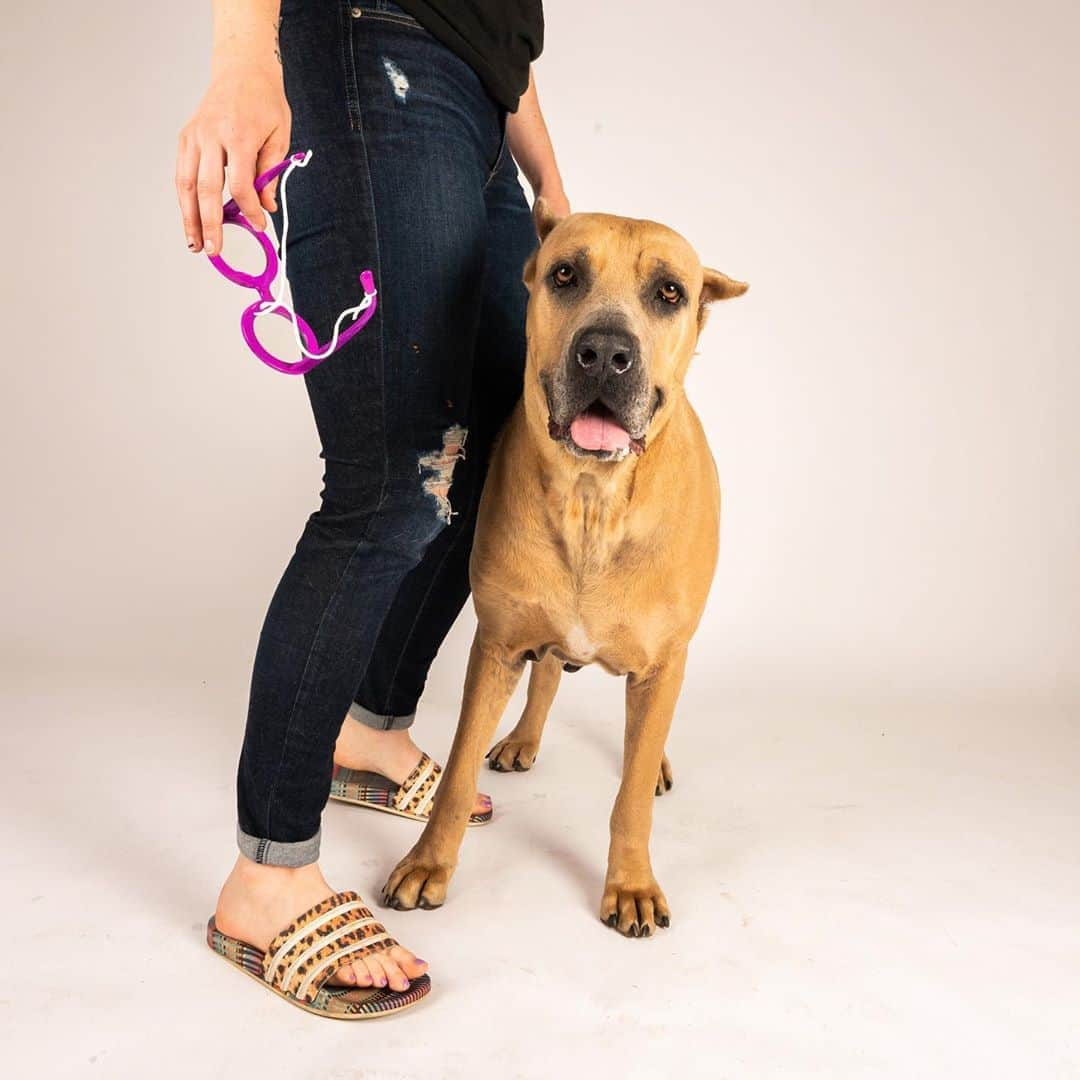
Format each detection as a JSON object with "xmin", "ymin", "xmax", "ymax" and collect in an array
[
  {"xmin": 541, "ymin": 594, "xmax": 654, "ymax": 675},
  {"xmin": 563, "ymin": 621, "xmax": 598, "ymax": 661},
  {"xmin": 536, "ymin": 615, "xmax": 652, "ymax": 678}
]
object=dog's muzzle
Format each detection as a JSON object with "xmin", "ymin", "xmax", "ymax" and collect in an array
[{"xmin": 546, "ymin": 322, "xmax": 653, "ymax": 458}]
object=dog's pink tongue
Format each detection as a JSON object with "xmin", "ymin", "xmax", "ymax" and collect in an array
[{"xmin": 570, "ymin": 411, "xmax": 631, "ymax": 452}]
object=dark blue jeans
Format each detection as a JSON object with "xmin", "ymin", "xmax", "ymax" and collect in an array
[{"xmin": 236, "ymin": 0, "xmax": 535, "ymax": 866}]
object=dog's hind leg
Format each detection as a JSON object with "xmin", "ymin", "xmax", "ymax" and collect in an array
[
  {"xmin": 382, "ymin": 632, "xmax": 523, "ymax": 911},
  {"xmin": 486, "ymin": 653, "xmax": 563, "ymax": 772},
  {"xmin": 601, "ymin": 647, "xmax": 687, "ymax": 937}
]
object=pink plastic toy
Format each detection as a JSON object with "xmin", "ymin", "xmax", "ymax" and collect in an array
[{"xmin": 206, "ymin": 150, "xmax": 378, "ymax": 375}]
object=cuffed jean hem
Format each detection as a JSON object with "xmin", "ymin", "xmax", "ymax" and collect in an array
[
  {"xmin": 347, "ymin": 700, "xmax": 416, "ymax": 732},
  {"xmin": 236, "ymin": 824, "xmax": 322, "ymax": 868}
]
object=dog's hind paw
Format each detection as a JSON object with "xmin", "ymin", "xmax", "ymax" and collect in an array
[{"xmin": 486, "ymin": 733, "xmax": 540, "ymax": 773}]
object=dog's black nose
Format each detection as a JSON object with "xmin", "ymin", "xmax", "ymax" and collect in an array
[{"xmin": 574, "ymin": 326, "xmax": 637, "ymax": 377}]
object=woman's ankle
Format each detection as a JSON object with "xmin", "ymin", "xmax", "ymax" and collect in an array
[
  {"xmin": 227, "ymin": 853, "xmax": 322, "ymax": 891},
  {"xmin": 334, "ymin": 718, "xmax": 419, "ymax": 774}
]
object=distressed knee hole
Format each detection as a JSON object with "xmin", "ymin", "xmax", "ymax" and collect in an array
[{"xmin": 418, "ymin": 424, "xmax": 467, "ymax": 524}]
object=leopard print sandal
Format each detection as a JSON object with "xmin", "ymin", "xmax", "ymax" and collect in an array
[
  {"xmin": 207, "ymin": 891, "xmax": 431, "ymax": 1019},
  {"xmin": 329, "ymin": 751, "xmax": 493, "ymax": 826}
]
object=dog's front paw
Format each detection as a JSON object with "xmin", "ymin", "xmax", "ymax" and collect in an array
[
  {"xmin": 381, "ymin": 850, "xmax": 455, "ymax": 911},
  {"xmin": 486, "ymin": 733, "xmax": 540, "ymax": 772},
  {"xmin": 654, "ymin": 754, "xmax": 673, "ymax": 796},
  {"xmin": 600, "ymin": 879, "xmax": 671, "ymax": 938}
]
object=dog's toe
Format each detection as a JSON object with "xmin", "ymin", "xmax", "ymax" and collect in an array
[
  {"xmin": 381, "ymin": 856, "xmax": 452, "ymax": 912},
  {"xmin": 486, "ymin": 735, "xmax": 539, "ymax": 773},
  {"xmin": 654, "ymin": 754, "xmax": 674, "ymax": 797},
  {"xmin": 600, "ymin": 881, "xmax": 670, "ymax": 938}
]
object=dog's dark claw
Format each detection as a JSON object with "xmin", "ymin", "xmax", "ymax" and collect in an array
[
  {"xmin": 512, "ymin": 759, "xmax": 526, "ymax": 772},
  {"xmin": 657, "ymin": 913, "xmax": 670, "ymax": 928},
  {"xmin": 605, "ymin": 913, "xmax": 617, "ymax": 928},
  {"xmin": 641, "ymin": 925, "xmax": 651, "ymax": 937}
]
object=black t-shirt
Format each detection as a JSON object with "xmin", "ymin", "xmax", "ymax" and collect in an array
[{"xmin": 395, "ymin": 1, "xmax": 543, "ymax": 112}]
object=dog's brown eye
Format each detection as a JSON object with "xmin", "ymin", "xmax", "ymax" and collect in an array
[
  {"xmin": 552, "ymin": 263, "xmax": 577, "ymax": 288},
  {"xmin": 658, "ymin": 282, "xmax": 683, "ymax": 304}
]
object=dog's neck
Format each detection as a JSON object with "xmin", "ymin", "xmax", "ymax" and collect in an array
[
  {"xmin": 521, "ymin": 405, "xmax": 648, "ymax": 570},
  {"xmin": 542, "ymin": 456, "xmax": 638, "ymax": 568}
]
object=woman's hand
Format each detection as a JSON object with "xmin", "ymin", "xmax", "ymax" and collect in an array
[
  {"xmin": 175, "ymin": 2, "xmax": 289, "ymax": 256},
  {"xmin": 506, "ymin": 68, "xmax": 570, "ymax": 221},
  {"xmin": 534, "ymin": 184, "xmax": 571, "ymax": 219}
]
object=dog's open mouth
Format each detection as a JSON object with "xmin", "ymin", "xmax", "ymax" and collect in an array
[
  {"xmin": 548, "ymin": 401, "xmax": 645, "ymax": 458},
  {"xmin": 570, "ymin": 401, "xmax": 632, "ymax": 453}
]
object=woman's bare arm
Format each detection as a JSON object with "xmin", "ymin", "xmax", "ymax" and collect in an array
[
  {"xmin": 175, "ymin": 0, "xmax": 290, "ymax": 255},
  {"xmin": 506, "ymin": 67, "xmax": 570, "ymax": 217}
]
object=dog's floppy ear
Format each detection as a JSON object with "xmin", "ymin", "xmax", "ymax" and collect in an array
[
  {"xmin": 532, "ymin": 195, "xmax": 563, "ymax": 242},
  {"xmin": 701, "ymin": 268, "xmax": 749, "ymax": 303},
  {"xmin": 523, "ymin": 198, "xmax": 566, "ymax": 290},
  {"xmin": 698, "ymin": 267, "xmax": 748, "ymax": 331}
]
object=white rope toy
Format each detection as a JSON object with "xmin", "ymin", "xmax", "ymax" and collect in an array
[{"xmin": 254, "ymin": 150, "xmax": 376, "ymax": 361}]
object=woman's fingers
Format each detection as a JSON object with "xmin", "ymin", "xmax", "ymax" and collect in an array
[
  {"xmin": 196, "ymin": 143, "xmax": 226, "ymax": 256},
  {"xmin": 175, "ymin": 131, "xmax": 203, "ymax": 252},
  {"xmin": 255, "ymin": 130, "xmax": 291, "ymax": 214},
  {"xmin": 227, "ymin": 144, "xmax": 266, "ymax": 231}
]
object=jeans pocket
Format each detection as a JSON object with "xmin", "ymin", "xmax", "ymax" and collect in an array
[
  {"xmin": 483, "ymin": 108, "xmax": 510, "ymax": 190},
  {"xmin": 349, "ymin": 2, "xmax": 423, "ymax": 29}
]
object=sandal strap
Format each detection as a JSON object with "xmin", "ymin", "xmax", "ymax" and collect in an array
[
  {"xmin": 392, "ymin": 752, "xmax": 443, "ymax": 817},
  {"xmin": 262, "ymin": 891, "xmax": 398, "ymax": 1003}
]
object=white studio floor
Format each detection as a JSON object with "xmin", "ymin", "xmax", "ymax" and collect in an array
[{"xmin": 3, "ymin": 673, "xmax": 1078, "ymax": 1079}]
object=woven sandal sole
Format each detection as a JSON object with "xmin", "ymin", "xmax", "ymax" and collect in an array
[{"xmin": 328, "ymin": 791, "xmax": 493, "ymax": 827}]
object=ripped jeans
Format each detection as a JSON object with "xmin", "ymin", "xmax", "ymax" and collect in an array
[{"xmin": 236, "ymin": 0, "xmax": 535, "ymax": 866}]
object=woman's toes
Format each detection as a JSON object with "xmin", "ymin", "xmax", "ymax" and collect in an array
[
  {"xmin": 376, "ymin": 953, "xmax": 411, "ymax": 992},
  {"xmin": 348, "ymin": 961, "xmax": 374, "ymax": 987},
  {"xmin": 330, "ymin": 964, "xmax": 357, "ymax": 986},
  {"xmin": 360, "ymin": 954, "xmax": 391, "ymax": 989},
  {"xmin": 388, "ymin": 944, "xmax": 428, "ymax": 979},
  {"xmin": 475, "ymin": 791, "xmax": 493, "ymax": 814}
]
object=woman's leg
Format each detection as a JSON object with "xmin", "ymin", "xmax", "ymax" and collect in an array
[
  {"xmin": 343, "ymin": 143, "xmax": 537, "ymax": 745},
  {"xmin": 217, "ymin": 0, "xmax": 508, "ymax": 987}
]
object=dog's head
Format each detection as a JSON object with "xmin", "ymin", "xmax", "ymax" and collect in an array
[{"xmin": 522, "ymin": 200, "xmax": 747, "ymax": 462}]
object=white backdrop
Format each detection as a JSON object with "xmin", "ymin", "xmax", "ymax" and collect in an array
[
  {"xmin": 4, "ymin": 2, "xmax": 1075, "ymax": 708},
  {"xmin": 3, "ymin": 3, "xmax": 1079, "ymax": 1077},
  {"xmin": 3, "ymin": 1, "xmax": 1077, "ymax": 707}
]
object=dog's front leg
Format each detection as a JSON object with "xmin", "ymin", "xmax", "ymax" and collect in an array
[
  {"xmin": 382, "ymin": 632, "xmax": 523, "ymax": 911},
  {"xmin": 602, "ymin": 647, "xmax": 687, "ymax": 937}
]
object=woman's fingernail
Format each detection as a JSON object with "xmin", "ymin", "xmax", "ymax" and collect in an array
[
  {"xmin": 205, "ymin": 241, "xmax": 215, "ymax": 255},
  {"xmin": 415, "ymin": 958, "xmax": 427, "ymax": 966},
  {"xmin": 186, "ymin": 237, "xmax": 197, "ymax": 250}
]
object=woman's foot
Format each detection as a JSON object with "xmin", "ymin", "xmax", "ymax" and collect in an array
[
  {"xmin": 334, "ymin": 719, "xmax": 492, "ymax": 818},
  {"xmin": 215, "ymin": 855, "xmax": 427, "ymax": 991}
]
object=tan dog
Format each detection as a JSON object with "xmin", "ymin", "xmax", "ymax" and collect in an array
[{"xmin": 382, "ymin": 200, "xmax": 747, "ymax": 936}]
